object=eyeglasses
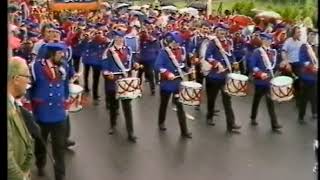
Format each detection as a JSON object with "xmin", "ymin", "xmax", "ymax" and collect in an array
[{"xmin": 18, "ymin": 74, "xmax": 31, "ymax": 79}]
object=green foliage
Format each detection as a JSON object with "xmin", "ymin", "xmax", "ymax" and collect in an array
[{"xmin": 232, "ymin": 1, "xmax": 255, "ymax": 17}]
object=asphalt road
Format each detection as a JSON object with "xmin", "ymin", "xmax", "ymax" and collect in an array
[{"xmin": 31, "ymin": 74, "xmax": 317, "ymax": 180}]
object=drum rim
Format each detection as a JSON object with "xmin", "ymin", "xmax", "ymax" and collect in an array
[
  {"xmin": 180, "ymin": 81, "xmax": 202, "ymax": 88},
  {"xmin": 228, "ymin": 73, "xmax": 249, "ymax": 81},
  {"xmin": 270, "ymin": 76, "xmax": 293, "ymax": 86}
]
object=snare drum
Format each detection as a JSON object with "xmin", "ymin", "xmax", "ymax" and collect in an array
[
  {"xmin": 224, "ymin": 73, "xmax": 249, "ymax": 97},
  {"xmin": 116, "ymin": 77, "xmax": 142, "ymax": 100},
  {"xmin": 270, "ymin": 76, "xmax": 294, "ymax": 102},
  {"xmin": 179, "ymin": 81, "xmax": 202, "ymax": 106},
  {"xmin": 69, "ymin": 84, "xmax": 84, "ymax": 112}
]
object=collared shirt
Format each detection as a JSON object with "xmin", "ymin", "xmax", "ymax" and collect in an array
[
  {"xmin": 282, "ymin": 37, "xmax": 303, "ymax": 63},
  {"xmin": 8, "ymin": 93, "xmax": 16, "ymax": 110}
]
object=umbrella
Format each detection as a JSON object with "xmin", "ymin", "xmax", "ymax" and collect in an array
[
  {"xmin": 179, "ymin": 7, "xmax": 199, "ymax": 17},
  {"xmin": 130, "ymin": 10, "xmax": 146, "ymax": 21},
  {"xmin": 141, "ymin": 5, "xmax": 150, "ymax": 9},
  {"xmin": 160, "ymin": 5, "xmax": 178, "ymax": 11},
  {"xmin": 114, "ymin": 3, "xmax": 130, "ymax": 10},
  {"xmin": 128, "ymin": 5, "xmax": 141, "ymax": 10},
  {"xmin": 256, "ymin": 11, "xmax": 282, "ymax": 19},
  {"xmin": 188, "ymin": 2, "xmax": 207, "ymax": 11},
  {"xmin": 230, "ymin": 15, "xmax": 255, "ymax": 27}
]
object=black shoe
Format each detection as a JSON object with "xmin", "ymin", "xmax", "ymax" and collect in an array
[
  {"xmin": 38, "ymin": 168, "xmax": 46, "ymax": 177},
  {"xmin": 298, "ymin": 119, "xmax": 307, "ymax": 125},
  {"xmin": 206, "ymin": 118, "xmax": 215, "ymax": 126},
  {"xmin": 159, "ymin": 123, "xmax": 167, "ymax": 131},
  {"xmin": 84, "ymin": 88, "xmax": 90, "ymax": 93},
  {"xmin": 272, "ymin": 128, "xmax": 282, "ymax": 134},
  {"xmin": 65, "ymin": 139, "xmax": 75, "ymax": 148},
  {"xmin": 251, "ymin": 119, "xmax": 258, "ymax": 126},
  {"xmin": 151, "ymin": 90, "xmax": 155, "ymax": 96},
  {"xmin": 227, "ymin": 128, "xmax": 241, "ymax": 134},
  {"xmin": 181, "ymin": 132, "xmax": 192, "ymax": 139},
  {"xmin": 231, "ymin": 124, "xmax": 242, "ymax": 130},
  {"xmin": 195, "ymin": 106, "xmax": 200, "ymax": 111},
  {"xmin": 108, "ymin": 128, "xmax": 115, "ymax": 135},
  {"xmin": 312, "ymin": 114, "xmax": 318, "ymax": 121},
  {"xmin": 272, "ymin": 124, "xmax": 283, "ymax": 129},
  {"xmin": 214, "ymin": 109, "xmax": 220, "ymax": 113},
  {"xmin": 128, "ymin": 135, "xmax": 137, "ymax": 143}
]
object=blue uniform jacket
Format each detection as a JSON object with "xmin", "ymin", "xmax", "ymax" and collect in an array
[
  {"xmin": 81, "ymin": 40, "xmax": 107, "ymax": 69},
  {"xmin": 299, "ymin": 44, "xmax": 317, "ymax": 85},
  {"xmin": 29, "ymin": 59, "xmax": 71, "ymax": 123},
  {"xmin": 154, "ymin": 48, "xmax": 188, "ymax": 94},
  {"xmin": 233, "ymin": 39, "xmax": 246, "ymax": 61},
  {"xmin": 205, "ymin": 41, "xmax": 235, "ymax": 82},
  {"xmin": 101, "ymin": 46, "xmax": 134, "ymax": 92},
  {"xmin": 187, "ymin": 36, "xmax": 205, "ymax": 55},
  {"xmin": 139, "ymin": 39, "xmax": 161, "ymax": 64},
  {"xmin": 249, "ymin": 48, "xmax": 279, "ymax": 89}
]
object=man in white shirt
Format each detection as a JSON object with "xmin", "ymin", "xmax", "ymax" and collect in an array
[
  {"xmin": 32, "ymin": 24, "xmax": 54, "ymax": 59},
  {"xmin": 281, "ymin": 26, "xmax": 304, "ymax": 107}
]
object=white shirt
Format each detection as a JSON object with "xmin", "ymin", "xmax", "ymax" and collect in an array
[
  {"xmin": 32, "ymin": 39, "xmax": 46, "ymax": 55},
  {"xmin": 282, "ymin": 37, "xmax": 303, "ymax": 63}
]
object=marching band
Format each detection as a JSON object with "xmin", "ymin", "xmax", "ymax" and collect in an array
[{"xmin": 9, "ymin": 3, "xmax": 318, "ymax": 179}]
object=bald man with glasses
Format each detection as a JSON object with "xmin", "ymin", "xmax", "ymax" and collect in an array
[{"xmin": 8, "ymin": 57, "xmax": 34, "ymax": 180}]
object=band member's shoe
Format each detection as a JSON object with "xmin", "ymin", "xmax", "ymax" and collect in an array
[
  {"xmin": 206, "ymin": 118, "xmax": 215, "ymax": 126},
  {"xmin": 128, "ymin": 135, "xmax": 137, "ymax": 143},
  {"xmin": 84, "ymin": 87, "xmax": 90, "ymax": 93},
  {"xmin": 159, "ymin": 123, "xmax": 167, "ymax": 131},
  {"xmin": 272, "ymin": 124, "xmax": 283, "ymax": 133},
  {"xmin": 227, "ymin": 128, "xmax": 241, "ymax": 134},
  {"xmin": 250, "ymin": 119, "xmax": 258, "ymax": 126},
  {"xmin": 298, "ymin": 118, "xmax": 307, "ymax": 125},
  {"xmin": 227, "ymin": 124, "xmax": 241, "ymax": 134},
  {"xmin": 231, "ymin": 124, "xmax": 242, "ymax": 130},
  {"xmin": 181, "ymin": 132, "xmax": 192, "ymax": 139},
  {"xmin": 37, "ymin": 168, "xmax": 46, "ymax": 177},
  {"xmin": 108, "ymin": 128, "xmax": 115, "ymax": 135},
  {"xmin": 312, "ymin": 114, "xmax": 318, "ymax": 121},
  {"xmin": 272, "ymin": 124, "xmax": 283, "ymax": 129},
  {"xmin": 272, "ymin": 128, "xmax": 282, "ymax": 134},
  {"xmin": 65, "ymin": 139, "xmax": 76, "ymax": 148}
]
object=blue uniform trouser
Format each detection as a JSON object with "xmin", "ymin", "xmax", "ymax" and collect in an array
[
  {"xmin": 299, "ymin": 82, "xmax": 317, "ymax": 120},
  {"xmin": 35, "ymin": 120, "xmax": 67, "ymax": 180}
]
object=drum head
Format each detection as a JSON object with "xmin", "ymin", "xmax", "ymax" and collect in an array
[
  {"xmin": 228, "ymin": 73, "xmax": 249, "ymax": 81},
  {"xmin": 271, "ymin": 76, "xmax": 293, "ymax": 86},
  {"xmin": 181, "ymin": 81, "xmax": 202, "ymax": 88},
  {"xmin": 69, "ymin": 84, "xmax": 84, "ymax": 94}
]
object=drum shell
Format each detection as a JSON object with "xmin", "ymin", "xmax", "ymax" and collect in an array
[
  {"xmin": 179, "ymin": 81, "xmax": 202, "ymax": 106},
  {"xmin": 115, "ymin": 78, "xmax": 142, "ymax": 100},
  {"xmin": 224, "ymin": 73, "xmax": 249, "ymax": 97},
  {"xmin": 270, "ymin": 76, "xmax": 294, "ymax": 102}
]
